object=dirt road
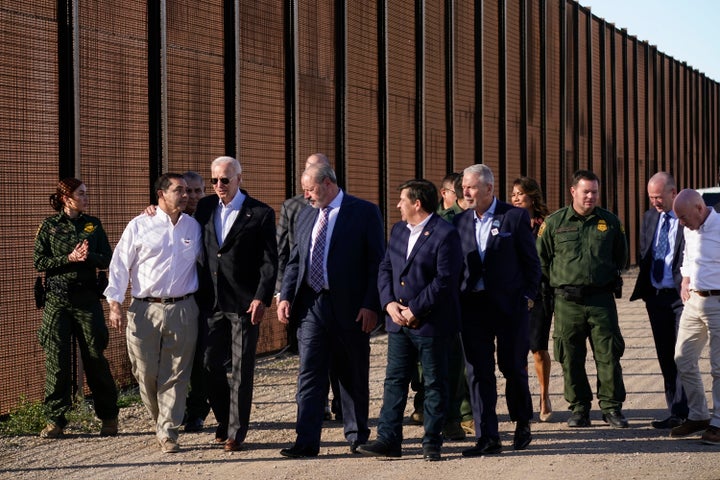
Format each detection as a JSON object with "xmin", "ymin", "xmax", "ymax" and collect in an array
[{"xmin": 1, "ymin": 269, "xmax": 718, "ymax": 480}]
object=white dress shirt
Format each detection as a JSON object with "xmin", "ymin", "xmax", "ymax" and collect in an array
[
  {"xmin": 406, "ymin": 213, "xmax": 433, "ymax": 259},
  {"xmin": 680, "ymin": 208, "xmax": 720, "ymax": 291},
  {"xmin": 105, "ymin": 209, "xmax": 202, "ymax": 303},
  {"xmin": 308, "ymin": 189, "xmax": 344, "ymax": 289}
]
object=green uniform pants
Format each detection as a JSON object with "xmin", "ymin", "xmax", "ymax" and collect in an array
[
  {"xmin": 39, "ymin": 293, "xmax": 119, "ymax": 427},
  {"xmin": 553, "ymin": 292, "xmax": 626, "ymax": 414}
]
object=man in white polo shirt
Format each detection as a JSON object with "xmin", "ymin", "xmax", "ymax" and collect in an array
[{"xmin": 105, "ymin": 173, "xmax": 202, "ymax": 453}]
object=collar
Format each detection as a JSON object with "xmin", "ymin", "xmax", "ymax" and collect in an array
[
  {"xmin": 327, "ymin": 189, "xmax": 344, "ymax": 209},
  {"xmin": 407, "ymin": 212, "xmax": 433, "ymax": 232},
  {"xmin": 218, "ymin": 189, "xmax": 246, "ymax": 211},
  {"xmin": 473, "ymin": 197, "xmax": 497, "ymax": 222}
]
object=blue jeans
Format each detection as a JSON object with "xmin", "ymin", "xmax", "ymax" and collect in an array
[{"xmin": 377, "ymin": 329, "xmax": 450, "ymax": 448}]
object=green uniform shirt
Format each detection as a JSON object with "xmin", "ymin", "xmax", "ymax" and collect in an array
[
  {"xmin": 34, "ymin": 212, "xmax": 112, "ymax": 292},
  {"xmin": 436, "ymin": 202, "xmax": 464, "ymax": 223},
  {"xmin": 536, "ymin": 205, "xmax": 627, "ymax": 288}
]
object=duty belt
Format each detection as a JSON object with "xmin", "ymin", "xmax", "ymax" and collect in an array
[{"xmin": 555, "ymin": 284, "xmax": 613, "ymax": 302}]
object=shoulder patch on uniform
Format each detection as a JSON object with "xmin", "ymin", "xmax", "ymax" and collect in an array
[{"xmin": 537, "ymin": 222, "xmax": 547, "ymax": 237}]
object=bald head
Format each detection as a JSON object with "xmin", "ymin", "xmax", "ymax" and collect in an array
[
  {"xmin": 673, "ymin": 189, "xmax": 710, "ymax": 231},
  {"xmin": 305, "ymin": 153, "xmax": 331, "ymax": 169}
]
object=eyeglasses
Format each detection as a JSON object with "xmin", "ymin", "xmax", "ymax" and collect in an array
[{"xmin": 210, "ymin": 177, "xmax": 231, "ymax": 185}]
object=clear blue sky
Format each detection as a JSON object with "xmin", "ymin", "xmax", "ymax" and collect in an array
[{"xmin": 579, "ymin": 0, "xmax": 720, "ymax": 82}]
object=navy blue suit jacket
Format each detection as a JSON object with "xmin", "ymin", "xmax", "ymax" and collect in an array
[
  {"xmin": 454, "ymin": 200, "xmax": 541, "ymax": 315},
  {"xmin": 280, "ymin": 193, "xmax": 385, "ymax": 329},
  {"xmin": 378, "ymin": 214, "xmax": 462, "ymax": 337},
  {"xmin": 194, "ymin": 191, "xmax": 278, "ymax": 313},
  {"xmin": 630, "ymin": 209, "xmax": 684, "ymax": 301}
]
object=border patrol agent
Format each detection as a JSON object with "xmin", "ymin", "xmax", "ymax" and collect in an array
[{"xmin": 537, "ymin": 170, "xmax": 629, "ymax": 429}]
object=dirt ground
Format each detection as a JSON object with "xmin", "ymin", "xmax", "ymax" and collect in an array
[{"xmin": 1, "ymin": 270, "xmax": 719, "ymax": 480}]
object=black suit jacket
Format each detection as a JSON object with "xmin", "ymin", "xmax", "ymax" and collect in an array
[
  {"xmin": 454, "ymin": 200, "xmax": 541, "ymax": 316},
  {"xmin": 194, "ymin": 191, "xmax": 278, "ymax": 313},
  {"xmin": 378, "ymin": 214, "xmax": 462, "ymax": 337},
  {"xmin": 630, "ymin": 209, "xmax": 684, "ymax": 301},
  {"xmin": 280, "ymin": 193, "xmax": 385, "ymax": 329}
]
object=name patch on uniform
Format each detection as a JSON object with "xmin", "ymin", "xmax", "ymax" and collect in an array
[
  {"xmin": 556, "ymin": 226, "xmax": 579, "ymax": 233},
  {"xmin": 597, "ymin": 219, "xmax": 608, "ymax": 232}
]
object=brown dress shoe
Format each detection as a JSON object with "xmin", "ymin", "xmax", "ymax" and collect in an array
[
  {"xmin": 224, "ymin": 439, "xmax": 243, "ymax": 452},
  {"xmin": 671, "ymin": 418, "xmax": 710, "ymax": 437},
  {"xmin": 158, "ymin": 437, "xmax": 180, "ymax": 453},
  {"xmin": 40, "ymin": 423, "xmax": 63, "ymax": 439}
]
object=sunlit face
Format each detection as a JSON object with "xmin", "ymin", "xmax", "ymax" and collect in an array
[
  {"xmin": 440, "ymin": 182, "xmax": 457, "ymax": 208},
  {"xmin": 570, "ymin": 178, "xmax": 599, "ymax": 216},
  {"xmin": 64, "ymin": 184, "xmax": 88, "ymax": 213},
  {"xmin": 159, "ymin": 178, "xmax": 188, "ymax": 215},
  {"xmin": 511, "ymin": 185, "xmax": 533, "ymax": 213},
  {"xmin": 397, "ymin": 188, "xmax": 420, "ymax": 224},
  {"xmin": 211, "ymin": 162, "xmax": 241, "ymax": 205},
  {"xmin": 462, "ymin": 173, "xmax": 494, "ymax": 213},
  {"xmin": 184, "ymin": 178, "xmax": 205, "ymax": 215},
  {"xmin": 301, "ymin": 173, "xmax": 333, "ymax": 209},
  {"xmin": 647, "ymin": 180, "xmax": 675, "ymax": 213}
]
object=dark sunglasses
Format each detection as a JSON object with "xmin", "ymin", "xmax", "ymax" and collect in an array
[{"xmin": 210, "ymin": 177, "xmax": 231, "ymax": 185}]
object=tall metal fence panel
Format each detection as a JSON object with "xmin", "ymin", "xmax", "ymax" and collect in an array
[{"xmin": 1, "ymin": 0, "xmax": 717, "ymax": 415}]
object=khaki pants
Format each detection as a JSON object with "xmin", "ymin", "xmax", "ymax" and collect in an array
[{"xmin": 126, "ymin": 297, "xmax": 198, "ymax": 441}]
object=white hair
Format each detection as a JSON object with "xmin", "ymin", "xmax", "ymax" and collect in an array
[
  {"xmin": 463, "ymin": 164, "xmax": 494, "ymax": 185},
  {"xmin": 211, "ymin": 156, "xmax": 242, "ymax": 176}
]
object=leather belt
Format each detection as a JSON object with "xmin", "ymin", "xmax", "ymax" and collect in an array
[
  {"xmin": 134, "ymin": 294, "xmax": 192, "ymax": 304},
  {"xmin": 693, "ymin": 290, "xmax": 720, "ymax": 297},
  {"xmin": 653, "ymin": 288, "xmax": 677, "ymax": 296}
]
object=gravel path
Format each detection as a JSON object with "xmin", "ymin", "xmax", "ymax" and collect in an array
[{"xmin": 1, "ymin": 269, "xmax": 718, "ymax": 480}]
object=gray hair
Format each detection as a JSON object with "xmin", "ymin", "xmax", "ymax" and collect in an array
[
  {"xmin": 304, "ymin": 163, "xmax": 338, "ymax": 185},
  {"xmin": 211, "ymin": 156, "xmax": 242, "ymax": 176},
  {"xmin": 183, "ymin": 170, "xmax": 204, "ymax": 183},
  {"xmin": 463, "ymin": 164, "xmax": 494, "ymax": 186}
]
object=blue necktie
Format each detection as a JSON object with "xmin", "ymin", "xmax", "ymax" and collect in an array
[
  {"xmin": 309, "ymin": 207, "xmax": 331, "ymax": 292},
  {"xmin": 652, "ymin": 213, "xmax": 670, "ymax": 284}
]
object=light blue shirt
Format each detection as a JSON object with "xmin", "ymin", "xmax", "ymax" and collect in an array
[
  {"xmin": 215, "ymin": 190, "xmax": 246, "ymax": 246},
  {"xmin": 472, "ymin": 197, "xmax": 497, "ymax": 291},
  {"xmin": 652, "ymin": 210, "xmax": 679, "ymax": 289}
]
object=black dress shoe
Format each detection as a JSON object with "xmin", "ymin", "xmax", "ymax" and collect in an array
[
  {"xmin": 567, "ymin": 412, "xmax": 591, "ymax": 428},
  {"xmin": 349, "ymin": 440, "xmax": 365, "ymax": 454},
  {"xmin": 513, "ymin": 423, "xmax": 532, "ymax": 450},
  {"xmin": 184, "ymin": 417, "xmax": 204, "ymax": 433},
  {"xmin": 422, "ymin": 445, "xmax": 442, "ymax": 461},
  {"xmin": 356, "ymin": 440, "xmax": 402, "ymax": 458},
  {"xmin": 651, "ymin": 415, "xmax": 685, "ymax": 429},
  {"xmin": 461, "ymin": 437, "xmax": 502, "ymax": 457},
  {"xmin": 215, "ymin": 424, "xmax": 228, "ymax": 443},
  {"xmin": 279, "ymin": 444, "xmax": 319, "ymax": 458},
  {"xmin": 602, "ymin": 410, "xmax": 629, "ymax": 428}
]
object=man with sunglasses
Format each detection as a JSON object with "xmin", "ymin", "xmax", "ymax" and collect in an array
[{"xmin": 194, "ymin": 156, "xmax": 278, "ymax": 452}]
